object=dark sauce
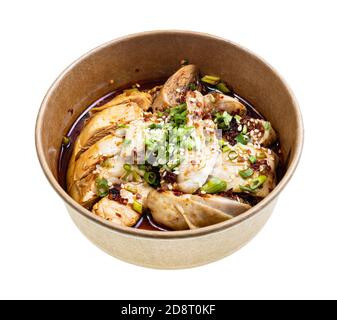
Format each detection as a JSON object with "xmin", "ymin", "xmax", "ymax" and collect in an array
[{"xmin": 59, "ymin": 78, "xmax": 284, "ymax": 232}]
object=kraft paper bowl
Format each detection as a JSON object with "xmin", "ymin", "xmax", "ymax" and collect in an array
[{"xmin": 35, "ymin": 31, "xmax": 303, "ymax": 269}]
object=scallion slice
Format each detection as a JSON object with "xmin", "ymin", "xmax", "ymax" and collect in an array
[
  {"xmin": 228, "ymin": 150, "xmax": 238, "ymax": 160},
  {"xmin": 201, "ymin": 75, "xmax": 221, "ymax": 85},
  {"xmin": 216, "ymin": 82, "xmax": 230, "ymax": 93},
  {"xmin": 123, "ymin": 164, "xmax": 132, "ymax": 172},
  {"xmin": 95, "ymin": 177, "xmax": 109, "ymax": 197},
  {"xmin": 144, "ymin": 171, "xmax": 157, "ymax": 185},
  {"xmin": 250, "ymin": 175, "xmax": 267, "ymax": 190},
  {"xmin": 239, "ymin": 168, "xmax": 254, "ymax": 179},
  {"xmin": 200, "ymin": 177, "xmax": 227, "ymax": 194},
  {"xmin": 263, "ymin": 121, "xmax": 271, "ymax": 130},
  {"xmin": 239, "ymin": 175, "xmax": 267, "ymax": 193},
  {"xmin": 248, "ymin": 155, "xmax": 257, "ymax": 164},
  {"xmin": 132, "ymin": 200, "xmax": 143, "ymax": 214},
  {"xmin": 235, "ymin": 133, "xmax": 249, "ymax": 145}
]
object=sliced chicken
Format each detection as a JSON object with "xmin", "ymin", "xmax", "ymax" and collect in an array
[
  {"xmin": 67, "ymin": 102, "xmax": 143, "ymax": 190},
  {"xmin": 120, "ymin": 119, "xmax": 146, "ymax": 164},
  {"xmin": 172, "ymin": 94, "xmax": 220, "ymax": 193},
  {"xmin": 204, "ymin": 92, "xmax": 247, "ymax": 116},
  {"xmin": 92, "ymin": 197, "xmax": 141, "ymax": 227},
  {"xmin": 212, "ymin": 143, "xmax": 278, "ymax": 198},
  {"xmin": 69, "ymin": 174, "xmax": 98, "ymax": 207},
  {"xmin": 147, "ymin": 190, "xmax": 233, "ymax": 230},
  {"xmin": 176, "ymin": 120, "xmax": 219, "ymax": 193},
  {"xmin": 72, "ymin": 102, "xmax": 143, "ymax": 158},
  {"xmin": 92, "ymin": 89, "xmax": 152, "ymax": 112},
  {"xmin": 69, "ymin": 135, "xmax": 123, "ymax": 190},
  {"xmin": 152, "ymin": 65, "xmax": 198, "ymax": 111},
  {"xmin": 191, "ymin": 194, "xmax": 251, "ymax": 217}
]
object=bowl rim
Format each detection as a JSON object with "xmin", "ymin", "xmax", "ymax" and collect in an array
[{"xmin": 35, "ymin": 30, "xmax": 304, "ymax": 239}]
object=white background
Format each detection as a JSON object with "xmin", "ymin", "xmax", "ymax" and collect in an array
[{"xmin": 0, "ymin": 0, "xmax": 336, "ymax": 300}]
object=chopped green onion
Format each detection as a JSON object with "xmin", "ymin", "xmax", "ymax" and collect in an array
[
  {"xmin": 250, "ymin": 175, "xmax": 267, "ymax": 189},
  {"xmin": 263, "ymin": 121, "xmax": 271, "ymax": 130},
  {"xmin": 215, "ymin": 111, "xmax": 232, "ymax": 130},
  {"xmin": 228, "ymin": 150, "xmax": 238, "ymax": 160},
  {"xmin": 216, "ymin": 82, "xmax": 230, "ymax": 94},
  {"xmin": 201, "ymin": 75, "xmax": 221, "ymax": 85},
  {"xmin": 123, "ymin": 164, "xmax": 132, "ymax": 172},
  {"xmin": 95, "ymin": 177, "xmax": 109, "ymax": 197},
  {"xmin": 62, "ymin": 136, "xmax": 70, "ymax": 146},
  {"xmin": 242, "ymin": 125, "xmax": 248, "ymax": 134},
  {"xmin": 240, "ymin": 175, "xmax": 267, "ymax": 193},
  {"xmin": 121, "ymin": 171, "xmax": 131, "ymax": 181},
  {"xmin": 116, "ymin": 123, "xmax": 128, "ymax": 129},
  {"xmin": 132, "ymin": 171, "xmax": 142, "ymax": 182},
  {"xmin": 222, "ymin": 145, "xmax": 231, "ymax": 153},
  {"xmin": 219, "ymin": 139, "xmax": 231, "ymax": 153},
  {"xmin": 144, "ymin": 171, "xmax": 157, "ymax": 185},
  {"xmin": 201, "ymin": 177, "xmax": 227, "ymax": 194},
  {"xmin": 132, "ymin": 200, "xmax": 143, "ymax": 214},
  {"xmin": 248, "ymin": 155, "xmax": 257, "ymax": 164},
  {"xmin": 188, "ymin": 83, "xmax": 197, "ymax": 91},
  {"xmin": 239, "ymin": 185, "xmax": 254, "ymax": 193},
  {"xmin": 149, "ymin": 123, "xmax": 163, "ymax": 129},
  {"xmin": 234, "ymin": 115, "xmax": 242, "ymax": 123},
  {"xmin": 235, "ymin": 133, "xmax": 249, "ymax": 145},
  {"xmin": 169, "ymin": 104, "xmax": 187, "ymax": 127},
  {"xmin": 156, "ymin": 111, "xmax": 164, "ymax": 117},
  {"xmin": 239, "ymin": 168, "xmax": 254, "ymax": 179}
]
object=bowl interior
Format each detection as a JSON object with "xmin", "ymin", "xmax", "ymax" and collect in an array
[{"xmin": 37, "ymin": 31, "xmax": 302, "ymax": 230}]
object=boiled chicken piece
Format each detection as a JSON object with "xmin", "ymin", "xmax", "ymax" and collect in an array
[
  {"xmin": 211, "ymin": 144, "xmax": 278, "ymax": 198},
  {"xmin": 67, "ymin": 102, "xmax": 143, "ymax": 190},
  {"xmin": 176, "ymin": 120, "xmax": 219, "ymax": 193},
  {"xmin": 71, "ymin": 102, "xmax": 142, "ymax": 159},
  {"xmin": 69, "ymin": 135, "xmax": 123, "ymax": 189},
  {"xmin": 69, "ymin": 157, "xmax": 126, "ymax": 207},
  {"xmin": 191, "ymin": 194, "xmax": 251, "ymax": 217},
  {"xmin": 92, "ymin": 181, "xmax": 152, "ymax": 227},
  {"xmin": 173, "ymin": 95, "xmax": 220, "ymax": 193},
  {"xmin": 146, "ymin": 190, "xmax": 234, "ymax": 230},
  {"xmin": 152, "ymin": 64, "xmax": 198, "ymax": 111},
  {"xmin": 69, "ymin": 174, "xmax": 98, "ymax": 207},
  {"xmin": 92, "ymin": 197, "xmax": 141, "ymax": 227},
  {"xmin": 120, "ymin": 119, "xmax": 146, "ymax": 164},
  {"xmin": 92, "ymin": 89, "xmax": 153, "ymax": 112},
  {"xmin": 121, "ymin": 182, "xmax": 153, "ymax": 208},
  {"xmin": 203, "ymin": 92, "xmax": 246, "ymax": 116}
]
